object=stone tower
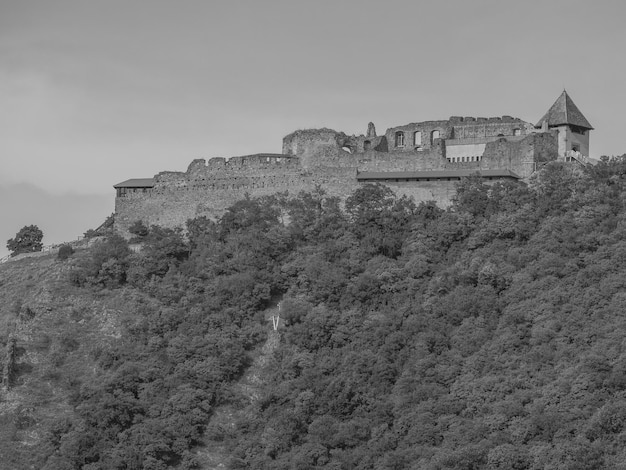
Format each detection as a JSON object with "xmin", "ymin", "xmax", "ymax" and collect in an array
[
  {"xmin": 536, "ymin": 90, "xmax": 593, "ymax": 158},
  {"xmin": 367, "ymin": 122, "xmax": 377, "ymax": 138}
]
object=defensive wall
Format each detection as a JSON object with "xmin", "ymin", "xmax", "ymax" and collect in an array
[
  {"xmin": 112, "ymin": 91, "xmax": 593, "ymax": 235},
  {"xmin": 114, "ymin": 152, "xmax": 362, "ymax": 233},
  {"xmin": 114, "ymin": 118, "xmax": 558, "ymax": 234}
]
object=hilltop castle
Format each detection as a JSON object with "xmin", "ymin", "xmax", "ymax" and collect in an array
[{"xmin": 113, "ymin": 91, "xmax": 592, "ymax": 233}]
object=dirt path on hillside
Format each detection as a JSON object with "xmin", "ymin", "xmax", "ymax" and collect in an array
[{"xmin": 192, "ymin": 305, "xmax": 282, "ymax": 469}]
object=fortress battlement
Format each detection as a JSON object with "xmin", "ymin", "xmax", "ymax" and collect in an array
[{"xmin": 113, "ymin": 91, "xmax": 592, "ymax": 235}]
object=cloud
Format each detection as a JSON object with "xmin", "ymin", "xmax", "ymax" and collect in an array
[{"xmin": 0, "ymin": 183, "xmax": 112, "ymax": 257}]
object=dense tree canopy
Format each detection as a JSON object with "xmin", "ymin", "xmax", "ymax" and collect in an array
[{"xmin": 19, "ymin": 158, "xmax": 626, "ymax": 469}]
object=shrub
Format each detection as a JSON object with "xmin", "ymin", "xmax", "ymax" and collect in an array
[
  {"xmin": 128, "ymin": 220, "xmax": 149, "ymax": 240},
  {"xmin": 70, "ymin": 233, "xmax": 131, "ymax": 287},
  {"xmin": 57, "ymin": 244, "xmax": 74, "ymax": 260}
]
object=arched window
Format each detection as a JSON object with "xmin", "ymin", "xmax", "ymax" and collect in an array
[
  {"xmin": 431, "ymin": 130, "xmax": 440, "ymax": 144},
  {"xmin": 513, "ymin": 128, "xmax": 521, "ymax": 136},
  {"xmin": 414, "ymin": 131, "xmax": 422, "ymax": 146},
  {"xmin": 395, "ymin": 131, "xmax": 405, "ymax": 147},
  {"xmin": 364, "ymin": 140, "xmax": 371, "ymax": 151}
]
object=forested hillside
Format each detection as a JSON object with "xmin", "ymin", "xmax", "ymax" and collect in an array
[{"xmin": 3, "ymin": 159, "xmax": 626, "ymax": 469}]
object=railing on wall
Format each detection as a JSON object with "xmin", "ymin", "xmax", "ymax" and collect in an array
[{"xmin": 562, "ymin": 150, "xmax": 590, "ymax": 165}]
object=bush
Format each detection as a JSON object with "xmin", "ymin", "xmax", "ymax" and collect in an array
[
  {"xmin": 128, "ymin": 220, "xmax": 149, "ymax": 240},
  {"xmin": 70, "ymin": 233, "xmax": 131, "ymax": 287},
  {"xmin": 57, "ymin": 244, "xmax": 74, "ymax": 261},
  {"xmin": 7, "ymin": 225, "xmax": 44, "ymax": 256}
]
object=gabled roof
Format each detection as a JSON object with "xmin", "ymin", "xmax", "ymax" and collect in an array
[
  {"xmin": 536, "ymin": 90, "xmax": 593, "ymax": 130},
  {"xmin": 357, "ymin": 169, "xmax": 520, "ymax": 180},
  {"xmin": 113, "ymin": 178, "xmax": 155, "ymax": 188}
]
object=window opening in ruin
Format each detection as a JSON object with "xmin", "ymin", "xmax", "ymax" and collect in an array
[
  {"xmin": 431, "ymin": 130, "xmax": 440, "ymax": 144},
  {"xmin": 364, "ymin": 140, "xmax": 371, "ymax": 150},
  {"xmin": 395, "ymin": 131, "xmax": 405, "ymax": 147},
  {"xmin": 414, "ymin": 131, "xmax": 422, "ymax": 146},
  {"xmin": 513, "ymin": 128, "xmax": 521, "ymax": 136}
]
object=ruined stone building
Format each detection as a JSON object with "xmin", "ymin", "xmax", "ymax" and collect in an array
[{"xmin": 113, "ymin": 90, "xmax": 593, "ymax": 233}]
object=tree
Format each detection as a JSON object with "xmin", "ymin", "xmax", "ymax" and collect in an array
[
  {"xmin": 453, "ymin": 173, "xmax": 491, "ymax": 218},
  {"xmin": 70, "ymin": 233, "xmax": 131, "ymax": 287},
  {"xmin": 219, "ymin": 195, "xmax": 281, "ymax": 238},
  {"xmin": 7, "ymin": 225, "xmax": 44, "ymax": 256},
  {"xmin": 344, "ymin": 184, "xmax": 416, "ymax": 258},
  {"xmin": 128, "ymin": 220, "xmax": 149, "ymax": 240}
]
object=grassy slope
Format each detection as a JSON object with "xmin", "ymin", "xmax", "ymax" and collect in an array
[{"xmin": 0, "ymin": 253, "xmax": 129, "ymax": 468}]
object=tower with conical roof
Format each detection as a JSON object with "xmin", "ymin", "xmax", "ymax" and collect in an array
[{"xmin": 536, "ymin": 90, "xmax": 593, "ymax": 158}]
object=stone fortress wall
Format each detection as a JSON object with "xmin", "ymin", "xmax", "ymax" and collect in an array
[
  {"xmin": 115, "ymin": 90, "xmax": 592, "ymax": 234},
  {"xmin": 114, "ymin": 152, "xmax": 362, "ymax": 233},
  {"xmin": 114, "ymin": 120, "xmax": 557, "ymax": 234}
]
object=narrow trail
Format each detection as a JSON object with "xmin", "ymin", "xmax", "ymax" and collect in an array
[{"xmin": 193, "ymin": 304, "xmax": 282, "ymax": 469}]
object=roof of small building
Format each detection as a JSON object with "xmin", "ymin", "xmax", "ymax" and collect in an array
[
  {"xmin": 113, "ymin": 178, "xmax": 155, "ymax": 188},
  {"xmin": 357, "ymin": 169, "xmax": 521, "ymax": 180},
  {"xmin": 536, "ymin": 90, "xmax": 593, "ymax": 130}
]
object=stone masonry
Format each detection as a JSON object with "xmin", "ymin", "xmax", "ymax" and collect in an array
[{"xmin": 113, "ymin": 91, "xmax": 590, "ymax": 234}]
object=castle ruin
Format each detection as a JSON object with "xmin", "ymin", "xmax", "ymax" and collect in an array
[{"xmin": 113, "ymin": 91, "xmax": 592, "ymax": 233}]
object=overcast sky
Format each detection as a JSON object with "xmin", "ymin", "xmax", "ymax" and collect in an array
[{"xmin": 1, "ymin": 0, "xmax": 625, "ymax": 255}]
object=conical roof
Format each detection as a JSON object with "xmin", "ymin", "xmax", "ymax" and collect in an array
[{"xmin": 536, "ymin": 90, "xmax": 593, "ymax": 129}]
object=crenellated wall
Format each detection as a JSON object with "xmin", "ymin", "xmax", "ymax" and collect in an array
[
  {"xmin": 114, "ymin": 151, "xmax": 362, "ymax": 233},
  {"xmin": 114, "ymin": 116, "xmax": 560, "ymax": 234}
]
